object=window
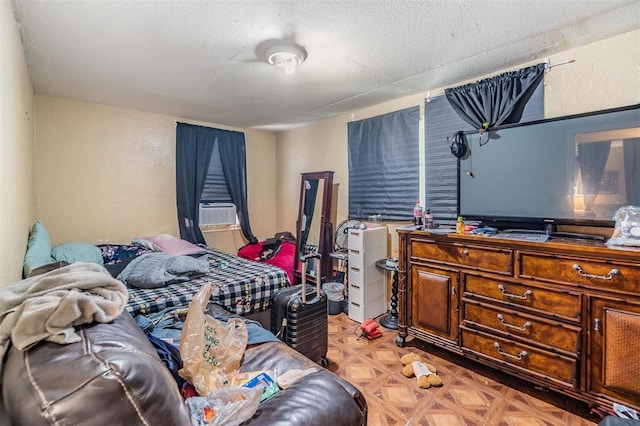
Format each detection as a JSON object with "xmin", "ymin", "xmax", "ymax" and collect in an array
[
  {"xmin": 424, "ymin": 84, "xmax": 544, "ymax": 224},
  {"xmin": 199, "ymin": 146, "xmax": 238, "ymax": 227},
  {"xmin": 176, "ymin": 122, "xmax": 257, "ymax": 244},
  {"xmin": 348, "ymin": 106, "xmax": 420, "ymax": 220},
  {"xmin": 201, "ymin": 144, "xmax": 233, "ymax": 203}
]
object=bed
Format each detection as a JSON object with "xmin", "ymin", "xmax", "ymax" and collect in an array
[
  {"xmin": 21, "ymin": 222, "xmax": 291, "ymax": 321},
  {"xmin": 123, "ymin": 246, "xmax": 290, "ymax": 317}
]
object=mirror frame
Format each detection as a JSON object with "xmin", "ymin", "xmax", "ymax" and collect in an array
[{"xmin": 294, "ymin": 171, "xmax": 334, "ymax": 284}]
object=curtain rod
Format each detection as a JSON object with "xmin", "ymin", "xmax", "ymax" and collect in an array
[
  {"xmin": 545, "ymin": 58, "xmax": 576, "ymax": 70},
  {"xmin": 427, "ymin": 59, "xmax": 574, "ymax": 102}
]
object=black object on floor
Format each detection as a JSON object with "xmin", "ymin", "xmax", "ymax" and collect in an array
[{"xmin": 271, "ymin": 253, "xmax": 329, "ymax": 367}]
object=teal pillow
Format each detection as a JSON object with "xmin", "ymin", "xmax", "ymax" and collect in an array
[
  {"xmin": 52, "ymin": 242, "xmax": 104, "ymax": 265},
  {"xmin": 23, "ymin": 220, "xmax": 54, "ymax": 277}
]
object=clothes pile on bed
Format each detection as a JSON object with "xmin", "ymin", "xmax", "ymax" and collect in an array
[{"xmin": 237, "ymin": 231, "xmax": 296, "ymax": 284}]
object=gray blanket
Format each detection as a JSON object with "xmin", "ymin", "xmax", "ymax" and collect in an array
[
  {"xmin": 117, "ymin": 252, "xmax": 209, "ymax": 289},
  {"xmin": 0, "ymin": 262, "xmax": 128, "ymax": 373}
]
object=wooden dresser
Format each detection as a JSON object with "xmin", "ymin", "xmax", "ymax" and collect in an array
[{"xmin": 396, "ymin": 229, "xmax": 640, "ymax": 412}]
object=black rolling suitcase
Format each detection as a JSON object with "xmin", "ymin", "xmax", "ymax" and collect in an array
[{"xmin": 271, "ymin": 253, "xmax": 328, "ymax": 366}]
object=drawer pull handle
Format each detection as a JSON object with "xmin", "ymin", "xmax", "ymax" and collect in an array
[
  {"xmin": 497, "ymin": 314, "xmax": 532, "ymax": 331},
  {"xmin": 494, "ymin": 342, "xmax": 528, "ymax": 361},
  {"xmin": 498, "ymin": 285, "xmax": 533, "ymax": 300},
  {"xmin": 572, "ymin": 264, "xmax": 619, "ymax": 280},
  {"xmin": 463, "ymin": 249, "xmax": 470, "ymax": 255}
]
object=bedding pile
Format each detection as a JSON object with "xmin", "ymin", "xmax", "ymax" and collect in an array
[
  {"xmin": 237, "ymin": 240, "xmax": 295, "ymax": 284},
  {"xmin": 117, "ymin": 252, "xmax": 209, "ymax": 289}
]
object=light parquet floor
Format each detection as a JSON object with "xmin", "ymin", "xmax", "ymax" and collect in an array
[{"xmin": 325, "ymin": 312, "xmax": 598, "ymax": 426}]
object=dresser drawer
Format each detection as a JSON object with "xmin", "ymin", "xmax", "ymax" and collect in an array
[
  {"xmin": 519, "ymin": 251, "xmax": 640, "ymax": 294},
  {"xmin": 461, "ymin": 328, "xmax": 578, "ymax": 389},
  {"xmin": 463, "ymin": 274, "xmax": 582, "ymax": 323},
  {"xmin": 462, "ymin": 301, "xmax": 581, "ymax": 355},
  {"xmin": 411, "ymin": 240, "xmax": 513, "ymax": 275}
]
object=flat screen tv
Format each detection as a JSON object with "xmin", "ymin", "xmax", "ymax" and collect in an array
[{"xmin": 457, "ymin": 104, "xmax": 640, "ymax": 233}]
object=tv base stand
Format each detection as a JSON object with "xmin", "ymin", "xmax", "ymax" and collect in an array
[{"xmin": 396, "ymin": 229, "xmax": 640, "ymax": 413}]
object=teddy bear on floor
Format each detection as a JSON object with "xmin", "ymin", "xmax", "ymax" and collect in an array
[{"xmin": 400, "ymin": 352, "xmax": 443, "ymax": 389}]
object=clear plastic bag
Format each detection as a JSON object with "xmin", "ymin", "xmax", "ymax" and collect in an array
[
  {"xmin": 607, "ymin": 205, "xmax": 640, "ymax": 247},
  {"xmin": 178, "ymin": 283, "xmax": 248, "ymax": 395},
  {"xmin": 186, "ymin": 386, "xmax": 262, "ymax": 426}
]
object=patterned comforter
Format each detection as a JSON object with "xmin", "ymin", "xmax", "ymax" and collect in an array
[{"xmin": 125, "ymin": 247, "xmax": 290, "ymax": 317}]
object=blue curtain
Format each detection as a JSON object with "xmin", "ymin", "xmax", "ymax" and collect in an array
[
  {"xmin": 445, "ymin": 63, "xmax": 546, "ymax": 131},
  {"xmin": 175, "ymin": 123, "xmax": 257, "ymax": 244},
  {"xmin": 176, "ymin": 123, "xmax": 215, "ymax": 244},
  {"xmin": 217, "ymin": 129, "xmax": 258, "ymax": 244}
]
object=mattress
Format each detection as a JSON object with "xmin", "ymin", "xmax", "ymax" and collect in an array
[{"xmin": 126, "ymin": 247, "xmax": 290, "ymax": 317}]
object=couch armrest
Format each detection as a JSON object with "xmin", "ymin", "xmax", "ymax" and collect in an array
[
  {"xmin": 27, "ymin": 260, "xmax": 69, "ymax": 277},
  {"xmin": 2, "ymin": 313, "xmax": 190, "ymax": 426},
  {"xmin": 241, "ymin": 341, "xmax": 368, "ymax": 425}
]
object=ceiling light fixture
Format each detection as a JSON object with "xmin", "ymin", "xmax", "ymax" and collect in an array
[{"xmin": 265, "ymin": 45, "xmax": 306, "ymax": 74}]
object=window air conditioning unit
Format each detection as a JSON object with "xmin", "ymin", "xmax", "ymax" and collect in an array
[{"xmin": 199, "ymin": 203, "xmax": 237, "ymax": 226}]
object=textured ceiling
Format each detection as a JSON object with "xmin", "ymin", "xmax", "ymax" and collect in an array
[{"xmin": 11, "ymin": 0, "xmax": 640, "ymax": 131}]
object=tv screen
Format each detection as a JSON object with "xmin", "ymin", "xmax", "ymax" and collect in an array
[{"xmin": 458, "ymin": 104, "xmax": 640, "ymax": 231}]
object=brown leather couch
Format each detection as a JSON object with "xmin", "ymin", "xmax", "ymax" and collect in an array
[{"xmin": 2, "ymin": 311, "xmax": 367, "ymax": 425}]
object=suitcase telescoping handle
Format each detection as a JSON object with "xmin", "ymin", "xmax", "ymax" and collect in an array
[{"xmin": 300, "ymin": 252, "xmax": 321, "ymax": 304}]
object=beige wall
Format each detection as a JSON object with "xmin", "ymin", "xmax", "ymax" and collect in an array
[
  {"xmin": 34, "ymin": 96, "xmax": 277, "ymax": 253},
  {"xmin": 1, "ymin": 0, "xmax": 35, "ymax": 286},
  {"xmin": 3, "ymin": 13, "xmax": 638, "ymax": 286},
  {"xmin": 275, "ymin": 29, "xmax": 640, "ymax": 252}
]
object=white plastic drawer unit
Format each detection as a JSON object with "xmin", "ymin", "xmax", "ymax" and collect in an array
[
  {"xmin": 349, "ymin": 275, "xmax": 385, "ymax": 305},
  {"xmin": 348, "ymin": 301, "xmax": 365, "ymax": 324},
  {"xmin": 348, "ymin": 263, "xmax": 365, "ymax": 286},
  {"xmin": 347, "ymin": 226, "xmax": 388, "ymax": 323},
  {"xmin": 349, "ymin": 280, "xmax": 364, "ymax": 304},
  {"xmin": 347, "ymin": 229, "xmax": 366, "ymax": 251},
  {"xmin": 347, "ymin": 250, "xmax": 365, "ymax": 270}
]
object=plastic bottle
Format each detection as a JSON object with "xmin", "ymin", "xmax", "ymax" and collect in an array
[
  {"xmin": 456, "ymin": 216, "xmax": 465, "ymax": 235},
  {"xmin": 413, "ymin": 201, "xmax": 423, "ymax": 227},
  {"xmin": 424, "ymin": 209, "xmax": 434, "ymax": 229}
]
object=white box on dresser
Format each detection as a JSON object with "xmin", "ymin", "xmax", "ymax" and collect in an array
[{"xmin": 347, "ymin": 226, "xmax": 387, "ymax": 323}]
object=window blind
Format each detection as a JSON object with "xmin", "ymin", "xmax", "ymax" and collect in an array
[
  {"xmin": 201, "ymin": 144, "xmax": 232, "ymax": 203},
  {"xmin": 348, "ymin": 106, "xmax": 420, "ymax": 220}
]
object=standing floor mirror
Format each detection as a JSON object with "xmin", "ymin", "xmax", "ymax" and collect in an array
[{"xmin": 294, "ymin": 171, "xmax": 334, "ymax": 284}]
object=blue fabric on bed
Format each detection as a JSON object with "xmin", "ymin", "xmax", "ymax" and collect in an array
[{"xmin": 98, "ymin": 244, "xmax": 154, "ymax": 265}]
